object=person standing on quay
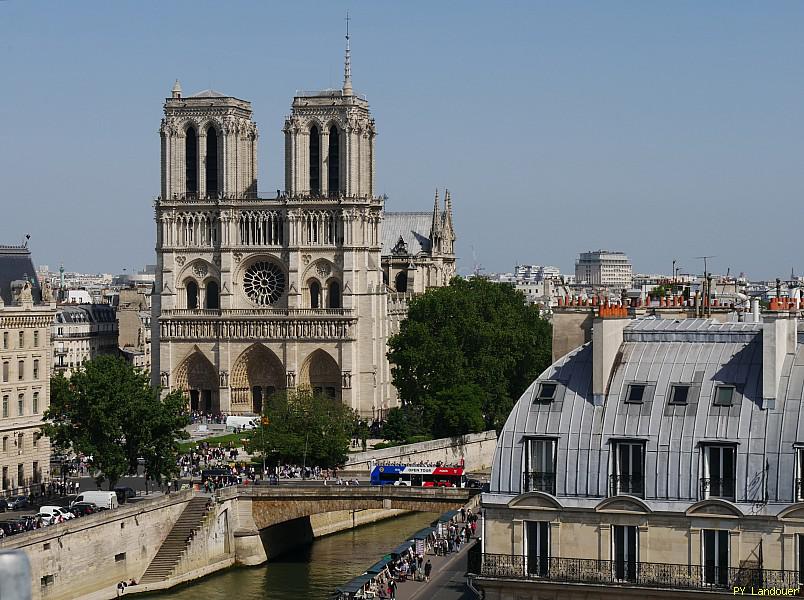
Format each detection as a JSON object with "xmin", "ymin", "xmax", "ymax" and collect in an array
[{"xmin": 424, "ymin": 559, "xmax": 432, "ymax": 582}]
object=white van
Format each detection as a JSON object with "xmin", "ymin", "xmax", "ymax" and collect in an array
[
  {"xmin": 225, "ymin": 416, "xmax": 258, "ymax": 431},
  {"xmin": 71, "ymin": 491, "xmax": 118, "ymax": 510}
]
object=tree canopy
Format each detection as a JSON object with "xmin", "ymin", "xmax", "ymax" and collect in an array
[
  {"xmin": 249, "ymin": 388, "xmax": 357, "ymax": 469},
  {"xmin": 387, "ymin": 277, "xmax": 552, "ymax": 437},
  {"xmin": 43, "ymin": 355, "xmax": 190, "ymax": 489}
]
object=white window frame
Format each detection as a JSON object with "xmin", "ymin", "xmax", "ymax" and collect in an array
[
  {"xmin": 701, "ymin": 445, "xmax": 736, "ymax": 500},
  {"xmin": 701, "ymin": 529, "xmax": 729, "ymax": 587},
  {"xmin": 526, "ymin": 438, "xmax": 557, "ymax": 494},
  {"xmin": 611, "ymin": 441, "xmax": 645, "ymax": 497},
  {"xmin": 523, "ymin": 521, "xmax": 550, "ymax": 577}
]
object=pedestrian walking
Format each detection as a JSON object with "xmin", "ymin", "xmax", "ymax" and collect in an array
[
  {"xmin": 389, "ymin": 578, "xmax": 396, "ymax": 598},
  {"xmin": 424, "ymin": 559, "xmax": 432, "ymax": 582}
]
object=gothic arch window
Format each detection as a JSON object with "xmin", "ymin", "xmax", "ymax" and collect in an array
[
  {"xmin": 173, "ymin": 350, "xmax": 218, "ymax": 413},
  {"xmin": 205, "ymin": 126, "xmax": 219, "ymax": 197},
  {"xmin": 309, "ymin": 280, "xmax": 321, "ymax": 309},
  {"xmin": 186, "ymin": 280, "xmax": 199, "ymax": 309},
  {"xmin": 328, "ymin": 280, "xmax": 341, "ymax": 309},
  {"xmin": 309, "ymin": 125, "xmax": 320, "ymax": 196},
  {"xmin": 328, "ymin": 125, "xmax": 340, "ymax": 196},
  {"xmin": 206, "ymin": 281, "xmax": 219, "ymax": 309},
  {"xmin": 185, "ymin": 126, "xmax": 198, "ymax": 196},
  {"xmin": 395, "ymin": 271, "xmax": 408, "ymax": 293}
]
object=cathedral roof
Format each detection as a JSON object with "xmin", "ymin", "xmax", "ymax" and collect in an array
[
  {"xmin": 189, "ymin": 89, "xmax": 228, "ymax": 98},
  {"xmin": 382, "ymin": 212, "xmax": 432, "ymax": 256},
  {"xmin": 0, "ymin": 245, "xmax": 42, "ymax": 305}
]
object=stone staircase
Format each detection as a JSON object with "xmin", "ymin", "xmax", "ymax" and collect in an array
[{"xmin": 139, "ymin": 496, "xmax": 213, "ymax": 584}]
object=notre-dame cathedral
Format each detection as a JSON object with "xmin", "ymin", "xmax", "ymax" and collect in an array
[{"xmin": 151, "ymin": 41, "xmax": 455, "ymax": 419}]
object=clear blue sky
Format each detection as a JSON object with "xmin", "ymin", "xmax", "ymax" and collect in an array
[{"xmin": 1, "ymin": 1, "xmax": 803, "ymax": 278}]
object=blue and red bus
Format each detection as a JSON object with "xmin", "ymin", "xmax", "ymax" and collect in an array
[{"xmin": 369, "ymin": 465, "xmax": 466, "ymax": 487}]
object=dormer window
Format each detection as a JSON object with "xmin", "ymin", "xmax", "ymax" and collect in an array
[
  {"xmin": 714, "ymin": 385, "xmax": 735, "ymax": 407},
  {"xmin": 669, "ymin": 384, "xmax": 690, "ymax": 405},
  {"xmin": 524, "ymin": 438, "xmax": 556, "ymax": 494},
  {"xmin": 625, "ymin": 384, "xmax": 646, "ymax": 404},
  {"xmin": 796, "ymin": 447, "xmax": 804, "ymax": 502},
  {"xmin": 701, "ymin": 444, "xmax": 736, "ymax": 500},
  {"xmin": 535, "ymin": 382, "xmax": 557, "ymax": 403}
]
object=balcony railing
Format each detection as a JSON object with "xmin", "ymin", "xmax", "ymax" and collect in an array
[
  {"xmin": 523, "ymin": 472, "xmax": 556, "ymax": 494},
  {"xmin": 161, "ymin": 308, "xmax": 354, "ymax": 317},
  {"xmin": 475, "ymin": 554, "xmax": 801, "ymax": 591},
  {"xmin": 610, "ymin": 474, "xmax": 645, "ymax": 497},
  {"xmin": 700, "ymin": 477, "xmax": 735, "ymax": 500}
]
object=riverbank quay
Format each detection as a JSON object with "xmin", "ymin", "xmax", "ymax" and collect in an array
[
  {"xmin": 334, "ymin": 497, "xmax": 481, "ymax": 600},
  {"xmin": 2, "ymin": 485, "xmax": 474, "ymax": 600}
]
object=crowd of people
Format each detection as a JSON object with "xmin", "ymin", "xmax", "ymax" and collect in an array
[{"xmin": 189, "ymin": 411, "xmax": 228, "ymax": 425}]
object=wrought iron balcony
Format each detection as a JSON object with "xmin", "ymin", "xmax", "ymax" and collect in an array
[
  {"xmin": 523, "ymin": 472, "xmax": 556, "ymax": 494},
  {"xmin": 700, "ymin": 477, "xmax": 735, "ymax": 500},
  {"xmin": 609, "ymin": 474, "xmax": 645, "ymax": 498},
  {"xmin": 474, "ymin": 553, "xmax": 801, "ymax": 591}
]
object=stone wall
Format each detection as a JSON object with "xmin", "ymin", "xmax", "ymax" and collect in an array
[
  {"xmin": 342, "ymin": 430, "xmax": 498, "ymax": 472},
  {"xmin": 0, "ymin": 490, "xmax": 195, "ymax": 600}
]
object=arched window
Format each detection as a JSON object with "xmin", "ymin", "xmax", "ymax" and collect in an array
[
  {"xmin": 185, "ymin": 127, "xmax": 198, "ymax": 196},
  {"xmin": 186, "ymin": 281, "xmax": 199, "ymax": 309},
  {"xmin": 328, "ymin": 281, "xmax": 341, "ymax": 309},
  {"xmin": 309, "ymin": 125, "xmax": 320, "ymax": 196},
  {"xmin": 205, "ymin": 126, "xmax": 218, "ymax": 197},
  {"xmin": 310, "ymin": 281, "xmax": 321, "ymax": 309},
  {"xmin": 395, "ymin": 271, "xmax": 408, "ymax": 293},
  {"xmin": 328, "ymin": 125, "xmax": 340, "ymax": 196},
  {"xmin": 206, "ymin": 281, "xmax": 220, "ymax": 309}
]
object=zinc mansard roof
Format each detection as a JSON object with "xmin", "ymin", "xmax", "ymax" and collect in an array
[
  {"xmin": 0, "ymin": 245, "xmax": 42, "ymax": 305},
  {"xmin": 491, "ymin": 316, "xmax": 804, "ymax": 512}
]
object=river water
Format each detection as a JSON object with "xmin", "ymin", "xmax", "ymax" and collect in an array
[{"xmin": 146, "ymin": 511, "xmax": 438, "ymax": 600}]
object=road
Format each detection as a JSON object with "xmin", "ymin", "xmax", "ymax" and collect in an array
[{"xmin": 396, "ymin": 538, "xmax": 479, "ymax": 600}]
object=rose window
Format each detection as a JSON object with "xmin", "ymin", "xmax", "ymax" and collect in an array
[{"xmin": 243, "ymin": 261, "xmax": 285, "ymax": 305}]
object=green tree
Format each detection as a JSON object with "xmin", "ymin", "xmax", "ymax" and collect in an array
[
  {"xmin": 381, "ymin": 404, "xmax": 426, "ymax": 443},
  {"xmin": 42, "ymin": 355, "xmax": 190, "ymax": 490},
  {"xmin": 250, "ymin": 388, "xmax": 356, "ymax": 469},
  {"xmin": 388, "ymin": 277, "xmax": 552, "ymax": 433}
]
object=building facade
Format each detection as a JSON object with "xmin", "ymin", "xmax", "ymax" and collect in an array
[
  {"xmin": 0, "ymin": 246, "xmax": 55, "ymax": 496},
  {"xmin": 151, "ymin": 49, "xmax": 455, "ymax": 419},
  {"xmin": 575, "ymin": 250, "xmax": 633, "ymax": 289},
  {"xmin": 52, "ymin": 304, "xmax": 119, "ymax": 377},
  {"xmin": 475, "ymin": 306, "xmax": 804, "ymax": 599}
]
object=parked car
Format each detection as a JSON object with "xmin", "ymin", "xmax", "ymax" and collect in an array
[
  {"xmin": 69, "ymin": 502, "xmax": 99, "ymax": 517},
  {"xmin": 0, "ymin": 498, "xmax": 8, "ymax": 512},
  {"xmin": 1, "ymin": 518, "xmax": 29, "ymax": 534},
  {"xmin": 114, "ymin": 487, "xmax": 136, "ymax": 504},
  {"xmin": 71, "ymin": 491, "xmax": 118, "ymax": 510},
  {"xmin": 33, "ymin": 512, "xmax": 55, "ymax": 526},
  {"xmin": 39, "ymin": 506, "xmax": 75, "ymax": 522},
  {"xmin": 6, "ymin": 496, "xmax": 30, "ymax": 511}
]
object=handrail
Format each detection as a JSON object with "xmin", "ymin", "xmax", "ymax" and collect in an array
[{"xmin": 475, "ymin": 553, "xmax": 800, "ymax": 591}]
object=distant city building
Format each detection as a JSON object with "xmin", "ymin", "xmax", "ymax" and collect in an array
[
  {"xmin": 52, "ymin": 304, "xmax": 119, "ymax": 377},
  {"xmin": 0, "ymin": 245, "xmax": 55, "ymax": 495},
  {"xmin": 575, "ymin": 250, "xmax": 632, "ymax": 289},
  {"xmin": 515, "ymin": 264, "xmax": 562, "ymax": 283},
  {"xmin": 117, "ymin": 287, "xmax": 151, "ymax": 372}
]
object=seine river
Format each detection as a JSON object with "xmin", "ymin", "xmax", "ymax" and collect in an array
[{"xmin": 146, "ymin": 511, "xmax": 438, "ymax": 600}]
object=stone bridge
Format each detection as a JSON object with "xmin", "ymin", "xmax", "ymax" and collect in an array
[{"xmin": 217, "ymin": 484, "xmax": 477, "ymax": 564}]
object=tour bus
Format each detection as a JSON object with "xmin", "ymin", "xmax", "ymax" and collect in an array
[{"xmin": 369, "ymin": 464, "xmax": 466, "ymax": 488}]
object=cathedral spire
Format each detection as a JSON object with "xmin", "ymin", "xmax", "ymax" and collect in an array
[
  {"xmin": 430, "ymin": 189, "xmax": 441, "ymax": 244},
  {"xmin": 343, "ymin": 12, "xmax": 353, "ymax": 96}
]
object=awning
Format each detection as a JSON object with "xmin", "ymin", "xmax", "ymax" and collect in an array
[
  {"xmin": 411, "ymin": 526, "xmax": 436, "ymax": 540},
  {"xmin": 437, "ymin": 509, "xmax": 460, "ymax": 523},
  {"xmin": 366, "ymin": 557, "xmax": 393, "ymax": 574},
  {"xmin": 334, "ymin": 573, "xmax": 375, "ymax": 594},
  {"xmin": 388, "ymin": 540, "xmax": 414, "ymax": 557}
]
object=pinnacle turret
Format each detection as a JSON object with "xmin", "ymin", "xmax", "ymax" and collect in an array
[{"xmin": 430, "ymin": 189, "xmax": 442, "ymax": 245}]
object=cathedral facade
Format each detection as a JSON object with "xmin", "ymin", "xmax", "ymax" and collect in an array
[{"xmin": 151, "ymin": 55, "xmax": 455, "ymax": 419}]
